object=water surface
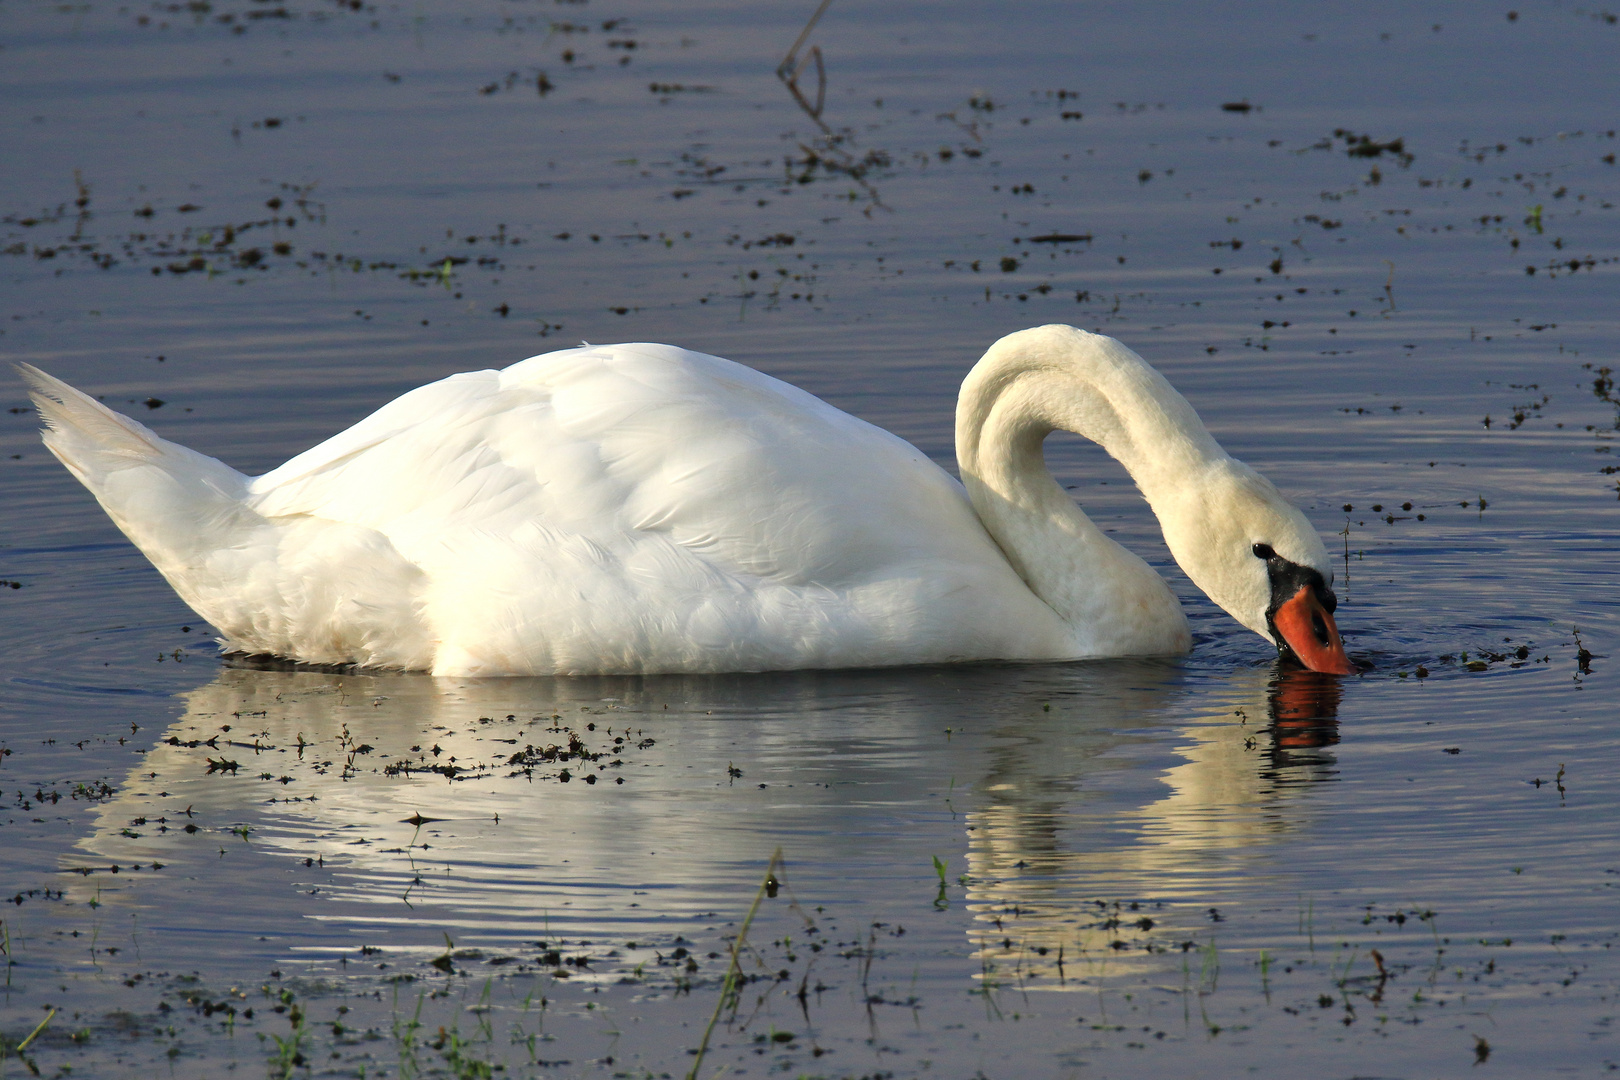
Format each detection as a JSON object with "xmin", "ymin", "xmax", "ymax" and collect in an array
[{"xmin": 2, "ymin": 2, "xmax": 1618, "ymax": 1077}]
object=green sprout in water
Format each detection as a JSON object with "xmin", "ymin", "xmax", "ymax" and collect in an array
[
  {"xmin": 267, "ymin": 990, "xmax": 306, "ymax": 1079},
  {"xmin": 686, "ymin": 848, "xmax": 782, "ymax": 1080}
]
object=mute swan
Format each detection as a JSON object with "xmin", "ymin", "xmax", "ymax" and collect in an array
[{"xmin": 20, "ymin": 325, "xmax": 1354, "ymax": 676}]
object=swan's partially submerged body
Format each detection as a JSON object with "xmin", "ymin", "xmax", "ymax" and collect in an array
[{"xmin": 22, "ymin": 326, "xmax": 1353, "ymax": 676}]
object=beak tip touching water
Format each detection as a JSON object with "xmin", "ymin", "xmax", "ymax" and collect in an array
[{"xmin": 1272, "ymin": 585, "xmax": 1358, "ymax": 675}]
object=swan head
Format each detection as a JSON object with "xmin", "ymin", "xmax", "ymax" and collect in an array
[{"xmin": 1158, "ymin": 459, "xmax": 1355, "ymax": 675}]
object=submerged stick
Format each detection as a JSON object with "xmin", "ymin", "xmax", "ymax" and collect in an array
[
  {"xmin": 776, "ymin": 0, "xmax": 834, "ymax": 83},
  {"xmin": 686, "ymin": 849, "xmax": 783, "ymax": 1080}
]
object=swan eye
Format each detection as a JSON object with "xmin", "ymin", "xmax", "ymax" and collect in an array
[{"xmin": 1251, "ymin": 543, "xmax": 1275, "ymax": 560}]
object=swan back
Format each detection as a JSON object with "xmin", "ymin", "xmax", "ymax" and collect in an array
[{"xmin": 240, "ymin": 343, "xmax": 1072, "ymax": 673}]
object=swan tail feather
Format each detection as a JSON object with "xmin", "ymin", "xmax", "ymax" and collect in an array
[
  {"xmin": 19, "ymin": 363, "xmax": 168, "ymax": 481},
  {"xmin": 19, "ymin": 363, "xmax": 255, "ymax": 572},
  {"xmin": 21, "ymin": 365, "xmax": 437, "ymax": 668}
]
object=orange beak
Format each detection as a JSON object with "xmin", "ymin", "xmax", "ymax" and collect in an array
[{"xmin": 1271, "ymin": 585, "xmax": 1356, "ymax": 675}]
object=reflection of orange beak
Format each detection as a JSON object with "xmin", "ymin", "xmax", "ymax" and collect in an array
[
  {"xmin": 1272, "ymin": 585, "xmax": 1356, "ymax": 675},
  {"xmin": 1269, "ymin": 667, "xmax": 1343, "ymax": 748}
]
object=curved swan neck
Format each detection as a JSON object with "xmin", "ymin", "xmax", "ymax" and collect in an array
[
  {"xmin": 953, "ymin": 326, "xmax": 1226, "ymax": 653},
  {"xmin": 956, "ymin": 327, "xmax": 1225, "ymax": 504}
]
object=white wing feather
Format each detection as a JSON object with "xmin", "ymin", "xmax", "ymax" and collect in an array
[{"xmin": 242, "ymin": 343, "xmax": 1067, "ymax": 674}]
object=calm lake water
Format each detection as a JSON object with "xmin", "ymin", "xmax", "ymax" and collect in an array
[{"xmin": 3, "ymin": 1, "xmax": 1619, "ymax": 1076}]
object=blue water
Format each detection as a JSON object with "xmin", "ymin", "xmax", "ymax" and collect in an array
[{"xmin": 3, "ymin": 2, "xmax": 1618, "ymax": 1076}]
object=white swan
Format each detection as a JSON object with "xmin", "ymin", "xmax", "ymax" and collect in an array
[{"xmin": 20, "ymin": 325, "xmax": 1354, "ymax": 676}]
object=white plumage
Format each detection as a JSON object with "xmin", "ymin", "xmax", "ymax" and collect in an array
[{"xmin": 21, "ymin": 325, "xmax": 1351, "ymax": 676}]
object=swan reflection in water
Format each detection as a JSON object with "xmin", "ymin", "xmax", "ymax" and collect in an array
[
  {"xmin": 961, "ymin": 666, "xmax": 1341, "ymax": 984},
  {"xmin": 71, "ymin": 660, "xmax": 1340, "ymax": 980}
]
